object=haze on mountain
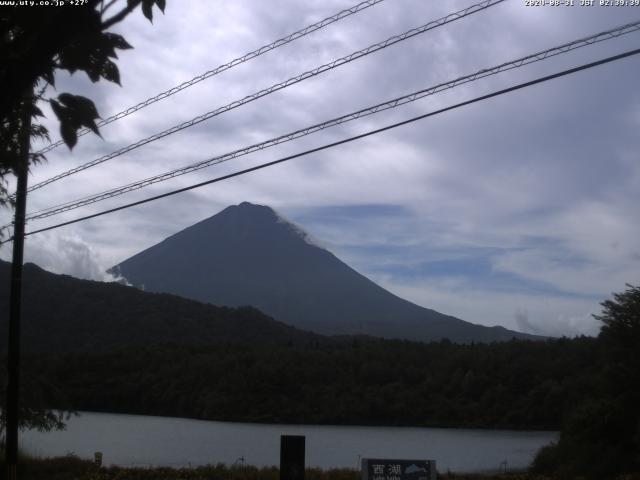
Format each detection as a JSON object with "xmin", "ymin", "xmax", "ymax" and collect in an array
[{"xmin": 112, "ymin": 202, "xmax": 539, "ymax": 343}]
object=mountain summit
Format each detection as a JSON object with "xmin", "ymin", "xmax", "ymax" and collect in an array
[{"xmin": 111, "ymin": 202, "xmax": 537, "ymax": 343}]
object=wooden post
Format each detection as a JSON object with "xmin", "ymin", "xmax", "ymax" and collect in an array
[{"xmin": 280, "ymin": 435, "xmax": 305, "ymax": 480}]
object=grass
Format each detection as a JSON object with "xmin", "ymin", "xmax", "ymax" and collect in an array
[{"xmin": 1, "ymin": 455, "xmax": 640, "ymax": 480}]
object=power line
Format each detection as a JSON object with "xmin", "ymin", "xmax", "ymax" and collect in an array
[
  {"xmin": 4, "ymin": 47, "xmax": 637, "ymax": 244},
  {"xmin": 22, "ymin": 20, "xmax": 640, "ymax": 223},
  {"xmin": 24, "ymin": 0, "xmax": 505, "ymax": 195},
  {"xmin": 35, "ymin": 0, "xmax": 389, "ymax": 156}
]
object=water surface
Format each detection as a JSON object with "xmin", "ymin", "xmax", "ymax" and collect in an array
[{"xmin": 21, "ymin": 412, "xmax": 557, "ymax": 473}]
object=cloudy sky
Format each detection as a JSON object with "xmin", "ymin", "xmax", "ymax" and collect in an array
[{"xmin": 2, "ymin": 0, "xmax": 639, "ymax": 337}]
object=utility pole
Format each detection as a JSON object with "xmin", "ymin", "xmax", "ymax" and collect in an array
[{"xmin": 5, "ymin": 90, "xmax": 32, "ymax": 480}]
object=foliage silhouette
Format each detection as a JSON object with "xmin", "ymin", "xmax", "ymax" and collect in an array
[
  {"xmin": 0, "ymin": 0, "xmax": 165, "ymax": 445},
  {"xmin": 532, "ymin": 285, "xmax": 640, "ymax": 478},
  {"xmin": 0, "ymin": 0, "xmax": 165, "ymax": 207}
]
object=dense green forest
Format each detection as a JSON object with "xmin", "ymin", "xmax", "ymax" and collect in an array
[{"xmin": 8, "ymin": 336, "xmax": 598, "ymax": 430}]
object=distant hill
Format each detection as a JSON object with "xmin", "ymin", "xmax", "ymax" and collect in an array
[
  {"xmin": 0, "ymin": 260, "xmax": 319, "ymax": 353},
  {"xmin": 112, "ymin": 202, "xmax": 539, "ymax": 343}
]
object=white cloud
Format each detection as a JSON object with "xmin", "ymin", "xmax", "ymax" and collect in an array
[
  {"xmin": 1, "ymin": 231, "xmax": 126, "ymax": 283},
  {"xmin": 0, "ymin": 0, "xmax": 637, "ymax": 335},
  {"xmin": 373, "ymin": 273, "xmax": 602, "ymax": 337}
]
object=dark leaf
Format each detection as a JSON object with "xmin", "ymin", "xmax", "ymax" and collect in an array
[
  {"xmin": 57, "ymin": 93, "xmax": 75, "ymax": 107},
  {"xmin": 49, "ymin": 99, "xmax": 65, "ymax": 122},
  {"xmin": 57, "ymin": 41, "xmax": 88, "ymax": 75},
  {"xmin": 60, "ymin": 121, "xmax": 77, "ymax": 149},
  {"xmin": 42, "ymin": 70, "xmax": 55, "ymax": 88},
  {"xmin": 141, "ymin": 0, "xmax": 154, "ymax": 22},
  {"xmin": 30, "ymin": 124, "xmax": 50, "ymax": 142},
  {"xmin": 58, "ymin": 94, "xmax": 101, "ymax": 136},
  {"xmin": 85, "ymin": 65, "xmax": 101, "ymax": 83},
  {"xmin": 85, "ymin": 118, "xmax": 101, "ymax": 136},
  {"xmin": 58, "ymin": 34, "xmax": 106, "ymax": 82},
  {"xmin": 29, "ymin": 152, "xmax": 46, "ymax": 165},
  {"xmin": 52, "ymin": 94, "xmax": 102, "ymax": 146},
  {"xmin": 100, "ymin": 35, "xmax": 118, "ymax": 59},
  {"xmin": 58, "ymin": 93, "xmax": 100, "ymax": 120},
  {"xmin": 155, "ymin": 0, "xmax": 166, "ymax": 13},
  {"xmin": 100, "ymin": 59, "xmax": 121, "ymax": 85},
  {"xmin": 32, "ymin": 106, "xmax": 44, "ymax": 118},
  {"xmin": 105, "ymin": 32, "xmax": 133, "ymax": 50}
]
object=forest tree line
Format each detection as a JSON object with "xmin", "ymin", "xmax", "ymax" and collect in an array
[{"xmin": 5, "ymin": 336, "xmax": 599, "ymax": 430}]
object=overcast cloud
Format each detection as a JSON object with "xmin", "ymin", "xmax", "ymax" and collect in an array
[{"xmin": 1, "ymin": 0, "xmax": 639, "ymax": 337}]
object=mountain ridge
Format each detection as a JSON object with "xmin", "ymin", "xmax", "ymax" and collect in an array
[
  {"xmin": 0, "ymin": 260, "xmax": 321, "ymax": 353},
  {"xmin": 112, "ymin": 201, "xmax": 540, "ymax": 343}
]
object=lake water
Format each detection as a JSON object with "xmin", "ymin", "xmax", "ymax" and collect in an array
[{"xmin": 21, "ymin": 412, "xmax": 557, "ymax": 473}]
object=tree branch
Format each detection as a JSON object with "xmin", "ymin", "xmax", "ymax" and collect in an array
[
  {"xmin": 101, "ymin": 0, "xmax": 142, "ymax": 30},
  {"xmin": 101, "ymin": 0, "xmax": 120, "ymax": 15}
]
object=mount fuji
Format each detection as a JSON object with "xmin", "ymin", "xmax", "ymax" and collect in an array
[{"xmin": 111, "ymin": 202, "xmax": 539, "ymax": 343}]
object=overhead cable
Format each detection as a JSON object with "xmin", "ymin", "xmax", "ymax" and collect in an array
[
  {"xmin": 23, "ymin": 19, "xmax": 640, "ymax": 222},
  {"xmin": 25, "ymin": 0, "xmax": 505, "ymax": 194},
  {"xmin": 35, "ymin": 0, "xmax": 389, "ymax": 156},
  {"xmin": 4, "ymin": 47, "xmax": 636, "ymax": 244}
]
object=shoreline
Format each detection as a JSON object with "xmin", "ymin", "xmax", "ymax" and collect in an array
[{"xmin": 67, "ymin": 409, "xmax": 562, "ymax": 433}]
